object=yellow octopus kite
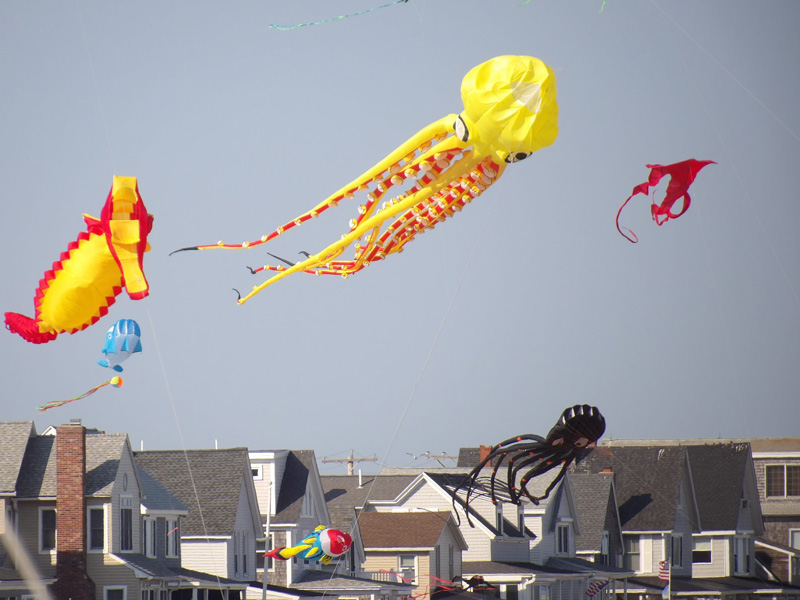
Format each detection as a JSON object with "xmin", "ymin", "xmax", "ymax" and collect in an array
[{"xmin": 172, "ymin": 55, "xmax": 558, "ymax": 303}]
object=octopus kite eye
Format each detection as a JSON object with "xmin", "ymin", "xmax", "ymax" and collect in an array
[
  {"xmin": 454, "ymin": 115, "xmax": 470, "ymax": 142},
  {"xmin": 573, "ymin": 437, "xmax": 589, "ymax": 448},
  {"xmin": 505, "ymin": 151, "xmax": 532, "ymax": 163}
]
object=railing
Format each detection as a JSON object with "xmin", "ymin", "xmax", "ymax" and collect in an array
[{"xmin": 365, "ymin": 569, "xmax": 415, "ymax": 583}]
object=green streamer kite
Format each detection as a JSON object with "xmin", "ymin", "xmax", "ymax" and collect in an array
[{"xmin": 269, "ymin": 0, "xmax": 407, "ymax": 30}]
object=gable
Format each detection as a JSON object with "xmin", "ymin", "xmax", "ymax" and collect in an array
[
  {"xmin": 573, "ymin": 446, "xmax": 685, "ymax": 531},
  {"xmin": 134, "ymin": 448, "xmax": 250, "ymax": 536}
]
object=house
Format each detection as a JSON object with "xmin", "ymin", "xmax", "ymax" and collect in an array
[
  {"xmin": 357, "ymin": 510, "xmax": 467, "ymax": 596},
  {"xmin": 134, "ymin": 448, "xmax": 263, "ymax": 586},
  {"xmin": 1, "ymin": 419, "xmax": 247, "ymax": 600},
  {"xmin": 248, "ymin": 450, "xmax": 331, "ymax": 588},
  {"xmin": 575, "ymin": 440, "xmax": 799, "ymax": 599},
  {"xmin": 568, "ymin": 472, "xmax": 623, "ymax": 568},
  {"xmin": 324, "ymin": 467, "xmax": 629, "ymax": 600},
  {"xmin": 250, "ymin": 452, "xmax": 410, "ymax": 600},
  {"xmin": 750, "ymin": 438, "xmax": 800, "ymax": 585}
]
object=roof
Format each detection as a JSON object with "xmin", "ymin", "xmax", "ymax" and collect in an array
[
  {"xmin": 461, "ymin": 561, "xmax": 578, "ymax": 576},
  {"xmin": 115, "ymin": 553, "xmax": 247, "ymax": 588},
  {"xmin": 275, "ymin": 450, "xmax": 314, "ymax": 523},
  {"xmin": 134, "ymin": 448, "xmax": 251, "ymax": 536},
  {"xmin": 628, "ymin": 575, "xmax": 800, "ymax": 595},
  {"xmin": 424, "ymin": 472, "xmax": 531, "ymax": 537},
  {"xmin": 137, "ymin": 465, "xmax": 188, "ymax": 513},
  {"xmin": 358, "ymin": 511, "xmax": 460, "ymax": 549},
  {"xmin": 0, "ymin": 422, "xmax": 35, "ymax": 494},
  {"xmin": 568, "ymin": 472, "xmax": 615, "ymax": 552},
  {"xmin": 14, "ymin": 431, "xmax": 128, "ymax": 498},
  {"xmin": 686, "ymin": 443, "xmax": 751, "ymax": 530},
  {"xmin": 293, "ymin": 569, "xmax": 415, "ymax": 593},
  {"xmin": 546, "ymin": 556, "xmax": 633, "ymax": 576},
  {"xmin": 322, "ymin": 474, "xmax": 416, "ymax": 531},
  {"xmin": 571, "ymin": 446, "xmax": 685, "ymax": 531}
]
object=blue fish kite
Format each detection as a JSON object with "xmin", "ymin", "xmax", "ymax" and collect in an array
[{"xmin": 98, "ymin": 319, "xmax": 142, "ymax": 372}]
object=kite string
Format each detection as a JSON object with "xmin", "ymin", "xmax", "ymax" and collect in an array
[
  {"xmin": 144, "ymin": 309, "xmax": 225, "ymax": 594},
  {"xmin": 269, "ymin": 0, "xmax": 407, "ymax": 30},
  {"xmin": 353, "ymin": 198, "xmax": 497, "ymax": 530},
  {"xmin": 649, "ymin": 0, "xmax": 799, "ymax": 145},
  {"xmin": 74, "ymin": 0, "xmax": 116, "ymax": 173},
  {"xmin": 654, "ymin": 1, "xmax": 799, "ymax": 308},
  {"xmin": 75, "ymin": 1, "xmax": 225, "ymax": 592}
]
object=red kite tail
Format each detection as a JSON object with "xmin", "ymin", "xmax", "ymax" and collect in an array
[{"xmin": 615, "ymin": 194, "xmax": 639, "ymax": 243}]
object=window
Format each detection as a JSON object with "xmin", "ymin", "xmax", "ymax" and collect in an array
[
  {"xmin": 120, "ymin": 497, "xmax": 133, "ymax": 552},
  {"xmin": 242, "ymin": 531, "xmax": 248, "ymax": 575},
  {"xmin": 598, "ymin": 531, "xmax": 610, "ymax": 565},
  {"xmin": 399, "ymin": 555, "xmax": 416, "ymax": 582},
  {"xmin": 624, "ymin": 535, "xmax": 640, "ymax": 571},
  {"xmin": 790, "ymin": 529, "xmax": 800, "ymax": 550},
  {"xmin": 692, "ymin": 537, "xmax": 712, "ymax": 563},
  {"xmin": 143, "ymin": 518, "xmax": 156, "ymax": 558},
  {"xmin": 252, "ymin": 465, "xmax": 263, "ymax": 480},
  {"xmin": 40, "ymin": 508, "xmax": 56, "ymax": 552},
  {"xmin": 556, "ymin": 524, "xmax": 570, "ymax": 555},
  {"xmin": 734, "ymin": 537, "xmax": 750, "ymax": 575},
  {"xmin": 766, "ymin": 465, "xmax": 800, "ymax": 497},
  {"xmin": 506, "ymin": 584, "xmax": 519, "ymax": 600},
  {"xmin": 105, "ymin": 587, "xmax": 126, "ymax": 600},
  {"xmin": 89, "ymin": 507, "xmax": 105, "ymax": 551},
  {"xmin": 166, "ymin": 519, "xmax": 179, "ymax": 557},
  {"xmin": 517, "ymin": 505, "xmax": 525, "ymax": 535},
  {"xmin": 448, "ymin": 545, "xmax": 454, "ymax": 580},
  {"xmin": 495, "ymin": 505, "xmax": 504, "ymax": 535},
  {"xmin": 671, "ymin": 534, "xmax": 683, "ymax": 568}
]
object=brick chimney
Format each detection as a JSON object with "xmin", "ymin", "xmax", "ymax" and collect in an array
[
  {"xmin": 479, "ymin": 445, "xmax": 492, "ymax": 464},
  {"xmin": 54, "ymin": 420, "xmax": 96, "ymax": 600}
]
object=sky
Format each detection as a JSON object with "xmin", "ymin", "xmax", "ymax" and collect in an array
[{"xmin": 1, "ymin": 1, "xmax": 798, "ymax": 476}]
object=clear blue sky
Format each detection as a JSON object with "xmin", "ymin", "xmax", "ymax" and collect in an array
[{"xmin": 1, "ymin": 1, "xmax": 798, "ymax": 475}]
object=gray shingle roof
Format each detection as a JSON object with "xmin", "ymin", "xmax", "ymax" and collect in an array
[
  {"xmin": 0, "ymin": 422, "xmax": 35, "ymax": 494},
  {"xmin": 134, "ymin": 448, "xmax": 250, "ymax": 536},
  {"xmin": 686, "ymin": 443, "xmax": 751, "ymax": 531},
  {"xmin": 571, "ymin": 446, "xmax": 685, "ymax": 531},
  {"xmin": 15, "ymin": 431, "xmax": 128, "ymax": 498},
  {"xmin": 568, "ymin": 472, "xmax": 615, "ymax": 552},
  {"xmin": 322, "ymin": 474, "xmax": 416, "ymax": 532},
  {"xmin": 137, "ymin": 465, "xmax": 188, "ymax": 513}
]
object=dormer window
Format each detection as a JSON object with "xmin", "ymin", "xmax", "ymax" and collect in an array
[
  {"xmin": 496, "ymin": 505, "xmax": 504, "ymax": 535},
  {"xmin": 557, "ymin": 523, "xmax": 570, "ymax": 555},
  {"xmin": 166, "ymin": 519, "xmax": 180, "ymax": 557},
  {"xmin": 517, "ymin": 505, "xmax": 525, "ymax": 535}
]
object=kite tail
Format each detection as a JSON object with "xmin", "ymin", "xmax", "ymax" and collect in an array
[
  {"xmin": 615, "ymin": 194, "xmax": 639, "ymax": 243},
  {"xmin": 4, "ymin": 312, "xmax": 57, "ymax": 344}
]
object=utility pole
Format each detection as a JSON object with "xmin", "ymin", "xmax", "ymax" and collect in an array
[{"xmin": 321, "ymin": 451, "xmax": 377, "ymax": 475}]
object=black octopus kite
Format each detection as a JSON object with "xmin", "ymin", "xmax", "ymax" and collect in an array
[{"xmin": 454, "ymin": 404, "xmax": 606, "ymax": 525}]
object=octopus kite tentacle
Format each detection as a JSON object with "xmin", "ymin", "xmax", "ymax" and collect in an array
[
  {"xmin": 454, "ymin": 404, "xmax": 606, "ymax": 527},
  {"xmin": 171, "ymin": 55, "xmax": 558, "ymax": 303}
]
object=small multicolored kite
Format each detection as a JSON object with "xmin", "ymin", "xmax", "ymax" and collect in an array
[
  {"xmin": 98, "ymin": 319, "xmax": 142, "ymax": 372},
  {"xmin": 5, "ymin": 176, "xmax": 152, "ymax": 343},
  {"xmin": 37, "ymin": 376, "xmax": 123, "ymax": 413},
  {"xmin": 616, "ymin": 159, "xmax": 715, "ymax": 242},
  {"xmin": 263, "ymin": 525, "xmax": 352, "ymax": 565}
]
